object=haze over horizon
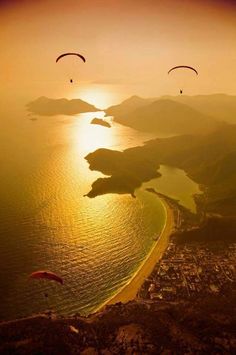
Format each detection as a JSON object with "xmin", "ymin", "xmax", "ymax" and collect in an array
[{"xmin": 1, "ymin": 0, "xmax": 236, "ymax": 108}]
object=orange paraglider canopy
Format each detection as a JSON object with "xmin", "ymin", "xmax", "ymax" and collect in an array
[{"xmin": 29, "ymin": 271, "xmax": 63, "ymax": 285}]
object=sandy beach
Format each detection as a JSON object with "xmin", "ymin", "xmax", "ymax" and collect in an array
[{"xmin": 96, "ymin": 198, "xmax": 174, "ymax": 311}]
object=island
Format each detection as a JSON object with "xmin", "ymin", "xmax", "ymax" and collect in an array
[
  {"xmin": 27, "ymin": 97, "xmax": 100, "ymax": 116},
  {"xmin": 90, "ymin": 118, "xmax": 111, "ymax": 128}
]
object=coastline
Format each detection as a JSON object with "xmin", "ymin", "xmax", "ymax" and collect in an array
[{"xmin": 95, "ymin": 197, "xmax": 174, "ymax": 312}]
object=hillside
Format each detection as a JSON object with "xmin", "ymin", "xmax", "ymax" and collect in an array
[
  {"xmin": 174, "ymin": 216, "xmax": 236, "ymax": 243},
  {"xmin": 105, "ymin": 95, "xmax": 156, "ymax": 117},
  {"xmin": 1, "ymin": 295, "xmax": 235, "ymax": 354},
  {"xmin": 27, "ymin": 97, "xmax": 99, "ymax": 116},
  {"xmin": 165, "ymin": 94, "xmax": 236, "ymax": 124},
  {"xmin": 85, "ymin": 124, "xmax": 236, "ymax": 216},
  {"xmin": 130, "ymin": 125, "xmax": 236, "ymax": 215},
  {"xmin": 106, "ymin": 94, "xmax": 236, "ymax": 128},
  {"xmin": 85, "ymin": 148, "xmax": 160, "ymax": 197},
  {"xmin": 108, "ymin": 98, "xmax": 220, "ymax": 135}
]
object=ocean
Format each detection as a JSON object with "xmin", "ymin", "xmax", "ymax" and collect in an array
[{"xmin": 0, "ymin": 93, "xmax": 200, "ymax": 320}]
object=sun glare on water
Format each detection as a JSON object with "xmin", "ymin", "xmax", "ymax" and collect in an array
[
  {"xmin": 71, "ymin": 112, "xmax": 114, "ymax": 155},
  {"xmin": 69, "ymin": 84, "xmax": 125, "ymax": 109}
]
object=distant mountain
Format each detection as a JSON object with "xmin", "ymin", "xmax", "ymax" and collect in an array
[
  {"xmin": 107, "ymin": 94, "xmax": 236, "ymax": 128},
  {"xmin": 27, "ymin": 96, "xmax": 99, "ymax": 116},
  {"xmin": 111, "ymin": 99, "xmax": 220, "ymax": 135},
  {"xmin": 161, "ymin": 94, "xmax": 236, "ymax": 124},
  {"xmin": 105, "ymin": 95, "xmax": 156, "ymax": 117}
]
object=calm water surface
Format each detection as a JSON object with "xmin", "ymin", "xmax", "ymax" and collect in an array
[
  {"xmin": 142, "ymin": 165, "xmax": 202, "ymax": 213},
  {"xmin": 0, "ymin": 99, "xmax": 200, "ymax": 320}
]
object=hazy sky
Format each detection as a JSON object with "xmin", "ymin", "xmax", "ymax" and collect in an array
[{"xmin": 1, "ymin": 0, "xmax": 236, "ymax": 106}]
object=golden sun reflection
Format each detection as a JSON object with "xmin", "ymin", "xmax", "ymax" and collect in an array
[
  {"xmin": 61, "ymin": 111, "xmax": 121, "ymax": 223},
  {"xmin": 71, "ymin": 112, "xmax": 115, "ymax": 156},
  {"xmin": 70, "ymin": 84, "xmax": 124, "ymax": 109}
]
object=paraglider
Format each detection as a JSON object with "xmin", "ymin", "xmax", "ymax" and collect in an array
[
  {"xmin": 56, "ymin": 52, "xmax": 86, "ymax": 63},
  {"xmin": 168, "ymin": 65, "xmax": 198, "ymax": 95},
  {"xmin": 56, "ymin": 52, "xmax": 86, "ymax": 84},
  {"xmin": 29, "ymin": 271, "xmax": 63, "ymax": 285},
  {"xmin": 168, "ymin": 65, "xmax": 198, "ymax": 76}
]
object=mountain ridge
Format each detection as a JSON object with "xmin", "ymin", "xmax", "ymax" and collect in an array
[
  {"xmin": 27, "ymin": 96, "xmax": 100, "ymax": 116},
  {"xmin": 106, "ymin": 93, "xmax": 236, "ymax": 125},
  {"xmin": 110, "ymin": 98, "xmax": 220, "ymax": 135}
]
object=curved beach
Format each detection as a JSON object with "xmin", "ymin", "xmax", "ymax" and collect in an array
[{"xmin": 96, "ymin": 198, "xmax": 174, "ymax": 311}]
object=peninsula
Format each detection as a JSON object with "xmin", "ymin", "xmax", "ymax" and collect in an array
[{"xmin": 85, "ymin": 124, "xmax": 236, "ymax": 216}]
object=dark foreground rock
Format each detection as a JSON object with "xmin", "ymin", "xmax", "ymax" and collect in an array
[{"xmin": 0, "ymin": 294, "xmax": 235, "ymax": 354}]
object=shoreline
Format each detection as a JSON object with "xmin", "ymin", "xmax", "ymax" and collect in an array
[{"xmin": 95, "ymin": 197, "xmax": 174, "ymax": 312}]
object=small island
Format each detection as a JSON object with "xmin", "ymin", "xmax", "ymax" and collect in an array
[{"xmin": 90, "ymin": 118, "xmax": 111, "ymax": 128}]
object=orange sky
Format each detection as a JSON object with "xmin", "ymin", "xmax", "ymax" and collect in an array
[{"xmin": 1, "ymin": 0, "xmax": 236, "ymax": 106}]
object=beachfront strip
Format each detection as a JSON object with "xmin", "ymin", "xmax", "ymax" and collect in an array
[{"xmin": 138, "ymin": 241, "xmax": 236, "ymax": 301}]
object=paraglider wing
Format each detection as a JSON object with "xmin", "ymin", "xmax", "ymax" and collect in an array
[
  {"xmin": 29, "ymin": 271, "xmax": 63, "ymax": 284},
  {"xmin": 168, "ymin": 66, "xmax": 198, "ymax": 75},
  {"xmin": 56, "ymin": 53, "xmax": 86, "ymax": 63}
]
